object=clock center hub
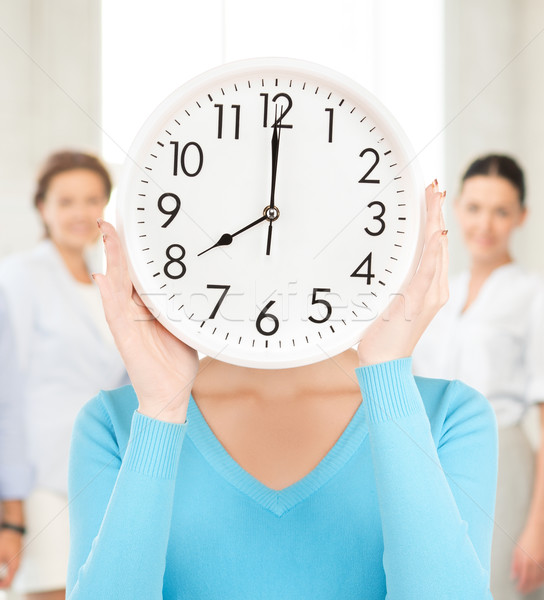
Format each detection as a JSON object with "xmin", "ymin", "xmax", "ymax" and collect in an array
[{"xmin": 264, "ymin": 206, "xmax": 280, "ymax": 221}]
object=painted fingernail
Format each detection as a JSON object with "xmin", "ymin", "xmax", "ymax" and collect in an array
[
  {"xmin": 440, "ymin": 190, "xmax": 446, "ymax": 206},
  {"xmin": 97, "ymin": 218, "xmax": 104, "ymax": 228},
  {"xmin": 433, "ymin": 178, "xmax": 438, "ymax": 190},
  {"xmin": 91, "ymin": 273, "xmax": 96, "ymax": 281},
  {"xmin": 102, "ymin": 234, "xmax": 107, "ymax": 244},
  {"xmin": 441, "ymin": 229, "xmax": 448, "ymax": 236}
]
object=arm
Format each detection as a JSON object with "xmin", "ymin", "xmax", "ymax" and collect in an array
[
  {"xmin": 0, "ymin": 291, "xmax": 33, "ymax": 589},
  {"xmin": 511, "ymin": 402, "xmax": 544, "ymax": 593},
  {"xmin": 357, "ymin": 359, "xmax": 496, "ymax": 599},
  {"xmin": 0, "ymin": 500, "xmax": 24, "ymax": 589},
  {"xmin": 67, "ymin": 393, "xmax": 187, "ymax": 599}
]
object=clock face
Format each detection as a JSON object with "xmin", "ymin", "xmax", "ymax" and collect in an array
[{"xmin": 117, "ymin": 58, "xmax": 425, "ymax": 369}]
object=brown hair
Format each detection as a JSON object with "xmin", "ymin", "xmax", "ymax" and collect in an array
[{"xmin": 33, "ymin": 150, "xmax": 113, "ymax": 209}]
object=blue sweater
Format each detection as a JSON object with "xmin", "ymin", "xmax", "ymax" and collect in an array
[{"xmin": 67, "ymin": 358, "xmax": 497, "ymax": 599}]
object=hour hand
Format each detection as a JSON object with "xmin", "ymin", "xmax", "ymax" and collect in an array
[{"xmin": 198, "ymin": 214, "xmax": 268, "ymax": 256}]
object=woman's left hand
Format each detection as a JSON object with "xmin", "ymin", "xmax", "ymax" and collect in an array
[
  {"xmin": 511, "ymin": 525, "xmax": 544, "ymax": 594},
  {"xmin": 357, "ymin": 181, "xmax": 448, "ymax": 366}
]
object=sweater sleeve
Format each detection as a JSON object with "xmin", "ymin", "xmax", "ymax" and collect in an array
[
  {"xmin": 66, "ymin": 392, "xmax": 187, "ymax": 599},
  {"xmin": 356, "ymin": 357, "xmax": 497, "ymax": 600}
]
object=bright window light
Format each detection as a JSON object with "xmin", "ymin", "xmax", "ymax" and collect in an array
[{"xmin": 102, "ymin": 0, "xmax": 444, "ymax": 222}]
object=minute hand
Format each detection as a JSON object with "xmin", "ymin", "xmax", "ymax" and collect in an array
[
  {"xmin": 266, "ymin": 115, "xmax": 281, "ymax": 256},
  {"xmin": 197, "ymin": 214, "xmax": 268, "ymax": 256}
]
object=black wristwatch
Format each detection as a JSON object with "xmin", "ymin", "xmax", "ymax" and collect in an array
[{"xmin": 0, "ymin": 521, "xmax": 26, "ymax": 535}]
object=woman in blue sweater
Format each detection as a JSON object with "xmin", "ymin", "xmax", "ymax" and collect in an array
[{"xmin": 66, "ymin": 182, "xmax": 498, "ymax": 599}]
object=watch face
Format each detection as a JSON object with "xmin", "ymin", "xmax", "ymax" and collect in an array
[{"xmin": 117, "ymin": 58, "xmax": 425, "ymax": 369}]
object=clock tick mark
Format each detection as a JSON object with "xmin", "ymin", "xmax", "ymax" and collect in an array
[
  {"xmin": 146, "ymin": 260, "xmax": 154, "ymax": 264},
  {"xmin": 327, "ymin": 92, "xmax": 332, "ymax": 99},
  {"xmin": 142, "ymin": 247, "xmax": 149, "ymax": 251},
  {"xmin": 144, "ymin": 167, "xmax": 152, "ymax": 171},
  {"xmin": 398, "ymin": 203, "xmax": 406, "ymax": 206},
  {"xmin": 265, "ymin": 340, "xmax": 269, "ymax": 348},
  {"xmin": 390, "ymin": 256, "xmax": 398, "ymax": 261},
  {"xmin": 396, "ymin": 231, "xmax": 405, "ymax": 234},
  {"xmin": 208, "ymin": 94, "xmax": 213, "ymax": 102},
  {"xmin": 137, "ymin": 221, "xmax": 145, "ymax": 224},
  {"xmin": 150, "ymin": 154, "xmax": 157, "ymax": 158},
  {"xmin": 175, "ymin": 119, "xmax": 180, "ymax": 125},
  {"xmin": 394, "ymin": 176, "xmax": 402, "ymax": 180},
  {"xmin": 379, "ymin": 281, "xmax": 385, "ymax": 286},
  {"xmin": 384, "ymin": 150, "xmax": 391, "ymax": 155},
  {"xmin": 139, "ymin": 234, "xmax": 147, "ymax": 238},
  {"xmin": 157, "ymin": 141, "xmax": 164, "ymax": 147},
  {"xmin": 200, "ymin": 321, "xmax": 206, "ymax": 328},
  {"xmin": 394, "ymin": 244, "xmax": 402, "ymax": 248},
  {"xmin": 137, "ymin": 208, "xmax": 144, "ymax": 211},
  {"xmin": 168, "ymin": 294, "xmax": 175, "ymax": 301},
  {"xmin": 165, "ymin": 130, "xmax": 171, "ymax": 135},
  {"xmin": 396, "ymin": 190, "xmax": 405, "ymax": 193},
  {"xmin": 352, "ymin": 310, "xmax": 358, "ymax": 317},
  {"xmin": 398, "ymin": 217, "xmax": 406, "ymax": 221},
  {"xmin": 360, "ymin": 116, "xmax": 366, "ymax": 122},
  {"xmin": 385, "ymin": 269, "xmax": 392, "ymax": 274},
  {"xmin": 378, "ymin": 137, "xmax": 384, "ymax": 143},
  {"xmin": 213, "ymin": 327, "xmax": 217, "ymax": 334},
  {"xmin": 234, "ymin": 84, "xmax": 238, "ymax": 91},
  {"xmin": 279, "ymin": 340, "xmax": 281, "ymax": 348},
  {"xmin": 252, "ymin": 340, "xmax": 255, "ymax": 347},
  {"xmin": 275, "ymin": 78, "xmax": 278, "ymax": 86},
  {"xmin": 238, "ymin": 336, "xmax": 242, "ymax": 344},
  {"xmin": 305, "ymin": 336, "xmax": 309, "ymax": 343},
  {"xmin": 196, "ymin": 101, "xmax": 201, "ymax": 108},
  {"xmin": 315, "ymin": 86, "xmax": 319, "ymax": 94},
  {"xmin": 221, "ymin": 88, "xmax": 225, "ymax": 95},
  {"xmin": 160, "ymin": 284, "xmax": 166, "ymax": 289},
  {"xmin": 369, "ymin": 126, "xmax": 375, "ymax": 132},
  {"xmin": 371, "ymin": 292, "xmax": 377, "ymax": 297},
  {"xmin": 140, "ymin": 180, "xmax": 148, "ymax": 183},
  {"xmin": 389, "ymin": 163, "xmax": 398, "ymax": 167},
  {"xmin": 339, "ymin": 99, "xmax": 344, "ymax": 106},
  {"xmin": 225, "ymin": 332, "xmax": 229, "ymax": 340},
  {"xmin": 261, "ymin": 79, "xmax": 265, "ymax": 87},
  {"xmin": 247, "ymin": 80, "xmax": 251, "ymax": 88},
  {"xmin": 329, "ymin": 325, "xmax": 335, "ymax": 333},
  {"xmin": 302, "ymin": 82, "xmax": 306, "ymax": 90},
  {"xmin": 318, "ymin": 332, "xmax": 322, "ymax": 339},
  {"xmin": 185, "ymin": 110, "xmax": 191, "ymax": 116},
  {"xmin": 153, "ymin": 272, "xmax": 160, "ymax": 277},
  {"xmin": 350, "ymin": 107, "xmax": 355, "ymax": 113},
  {"xmin": 189, "ymin": 313, "xmax": 194, "ymax": 320},
  {"xmin": 341, "ymin": 319, "xmax": 346, "ymax": 325},
  {"xmin": 292, "ymin": 339, "xmax": 295, "ymax": 346},
  {"xmin": 138, "ymin": 193, "xmax": 146, "ymax": 197}
]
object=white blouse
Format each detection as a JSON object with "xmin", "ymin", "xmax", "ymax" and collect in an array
[
  {"xmin": 412, "ymin": 263, "xmax": 544, "ymax": 428},
  {"xmin": 0, "ymin": 240, "xmax": 129, "ymax": 496}
]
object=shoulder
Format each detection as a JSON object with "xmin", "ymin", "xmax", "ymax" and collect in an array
[
  {"xmin": 415, "ymin": 376, "xmax": 497, "ymax": 448},
  {"xmin": 0, "ymin": 241, "xmax": 56, "ymax": 287},
  {"xmin": 73, "ymin": 385, "xmax": 139, "ymax": 460}
]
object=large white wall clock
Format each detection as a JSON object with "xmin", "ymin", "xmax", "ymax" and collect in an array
[{"xmin": 117, "ymin": 57, "xmax": 425, "ymax": 369}]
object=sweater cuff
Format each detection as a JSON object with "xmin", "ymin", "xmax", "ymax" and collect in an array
[
  {"xmin": 355, "ymin": 357, "xmax": 423, "ymax": 424},
  {"xmin": 123, "ymin": 411, "xmax": 187, "ymax": 479}
]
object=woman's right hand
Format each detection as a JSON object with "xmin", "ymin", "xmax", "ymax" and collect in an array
[{"xmin": 93, "ymin": 219, "xmax": 199, "ymax": 423}]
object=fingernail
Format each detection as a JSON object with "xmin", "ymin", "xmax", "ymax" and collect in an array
[
  {"xmin": 441, "ymin": 229, "xmax": 448, "ymax": 236},
  {"xmin": 102, "ymin": 234, "xmax": 107, "ymax": 244},
  {"xmin": 440, "ymin": 191, "xmax": 446, "ymax": 206},
  {"xmin": 97, "ymin": 218, "xmax": 103, "ymax": 228},
  {"xmin": 91, "ymin": 273, "xmax": 96, "ymax": 281},
  {"xmin": 433, "ymin": 178, "xmax": 438, "ymax": 191}
]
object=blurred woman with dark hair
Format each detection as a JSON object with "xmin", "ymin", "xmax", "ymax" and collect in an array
[{"xmin": 0, "ymin": 151, "xmax": 128, "ymax": 600}]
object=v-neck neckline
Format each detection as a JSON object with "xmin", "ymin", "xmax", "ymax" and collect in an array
[{"xmin": 186, "ymin": 395, "xmax": 368, "ymax": 517}]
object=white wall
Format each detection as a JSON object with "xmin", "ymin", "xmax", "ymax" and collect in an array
[
  {"xmin": 444, "ymin": 0, "xmax": 544, "ymax": 276},
  {"xmin": 0, "ymin": 0, "xmax": 102, "ymax": 256}
]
